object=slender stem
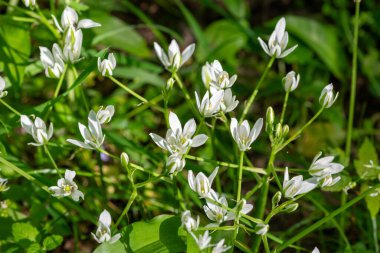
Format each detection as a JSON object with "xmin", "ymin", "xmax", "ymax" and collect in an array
[
  {"xmin": 372, "ymin": 217, "xmax": 379, "ymax": 253},
  {"xmin": 240, "ymin": 55, "xmax": 276, "ymax": 123},
  {"xmin": 185, "ymin": 155, "xmax": 266, "ymax": 175},
  {"xmin": 236, "ymin": 152, "xmax": 245, "ymax": 203},
  {"xmin": 44, "ymin": 145, "xmax": 62, "ymax": 178},
  {"xmin": 115, "ymin": 189, "xmax": 137, "ymax": 227},
  {"xmin": 276, "ymin": 183, "xmax": 380, "ymax": 252},
  {"xmin": 172, "ymin": 73, "xmax": 200, "ymax": 119},
  {"xmin": 345, "ymin": 0, "xmax": 360, "ymax": 162},
  {"xmin": 280, "ymin": 91, "xmax": 290, "ymax": 125},
  {"xmin": 262, "ymin": 235, "xmax": 270, "ymax": 253},
  {"xmin": 276, "ymin": 107, "xmax": 324, "ymax": 153},
  {"xmin": 54, "ymin": 65, "xmax": 67, "ymax": 98},
  {"xmin": 35, "ymin": 5, "xmax": 60, "ymax": 40},
  {"xmin": 252, "ymin": 150, "xmax": 276, "ymax": 253},
  {"xmin": 0, "ymin": 99, "xmax": 21, "ymax": 116},
  {"xmin": 97, "ymin": 152, "xmax": 107, "ymax": 198}
]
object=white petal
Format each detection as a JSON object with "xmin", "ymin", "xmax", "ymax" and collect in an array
[
  {"xmin": 258, "ymin": 37, "xmax": 270, "ymax": 56},
  {"xmin": 65, "ymin": 169, "xmax": 76, "ymax": 181},
  {"xmin": 181, "ymin": 43, "xmax": 195, "ymax": 65},
  {"xmin": 99, "ymin": 210, "xmax": 112, "ymax": 227},
  {"xmin": 20, "ymin": 115, "xmax": 34, "ymax": 135},
  {"xmin": 67, "ymin": 139, "xmax": 93, "ymax": 149},
  {"xmin": 149, "ymin": 133, "xmax": 169, "ymax": 151},
  {"xmin": 71, "ymin": 190, "xmax": 84, "ymax": 201},
  {"xmin": 191, "ymin": 134, "xmax": 208, "ymax": 147},
  {"xmin": 169, "ymin": 112, "xmax": 182, "ymax": 135},
  {"xmin": 77, "ymin": 19, "xmax": 101, "ymax": 29}
]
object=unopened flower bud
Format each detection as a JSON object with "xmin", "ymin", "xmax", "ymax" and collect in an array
[
  {"xmin": 121, "ymin": 152, "xmax": 129, "ymax": 168},
  {"xmin": 282, "ymin": 124, "xmax": 289, "ymax": 137},
  {"xmin": 166, "ymin": 77, "xmax": 175, "ymax": 90},
  {"xmin": 282, "ymin": 71, "xmax": 300, "ymax": 92},
  {"xmin": 272, "ymin": 191, "xmax": 282, "ymax": 209},
  {"xmin": 283, "ymin": 203, "xmax": 299, "ymax": 213},
  {"xmin": 265, "ymin": 107, "xmax": 275, "ymax": 133},
  {"xmin": 275, "ymin": 123, "xmax": 282, "ymax": 139},
  {"xmin": 319, "ymin": 83, "xmax": 339, "ymax": 108}
]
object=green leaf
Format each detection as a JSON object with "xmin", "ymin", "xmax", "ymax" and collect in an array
[
  {"xmin": 93, "ymin": 240, "xmax": 127, "ymax": 253},
  {"xmin": 354, "ymin": 139, "xmax": 379, "ymax": 180},
  {"xmin": 27, "ymin": 243, "xmax": 42, "ymax": 253},
  {"xmin": 204, "ymin": 20, "xmax": 247, "ymax": 66},
  {"xmin": 12, "ymin": 223, "xmax": 39, "ymax": 242},
  {"xmin": 362, "ymin": 184, "xmax": 380, "ymax": 218},
  {"xmin": 124, "ymin": 214, "xmax": 185, "ymax": 253},
  {"xmin": 42, "ymin": 235, "xmax": 63, "ymax": 251},
  {"xmin": 90, "ymin": 11, "xmax": 150, "ymax": 58},
  {"xmin": 0, "ymin": 16, "xmax": 31, "ymax": 97},
  {"xmin": 285, "ymin": 15, "xmax": 346, "ymax": 81}
]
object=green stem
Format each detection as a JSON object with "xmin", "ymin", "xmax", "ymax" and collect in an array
[
  {"xmin": 252, "ymin": 150, "xmax": 276, "ymax": 253},
  {"xmin": 36, "ymin": 5, "xmax": 60, "ymax": 40},
  {"xmin": 0, "ymin": 99, "xmax": 21, "ymax": 116},
  {"xmin": 172, "ymin": 73, "xmax": 200, "ymax": 119},
  {"xmin": 54, "ymin": 65, "xmax": 67, "ymax": 98},
  {"xmin": 109, "ymin": 76, "xmax": 164, "ymax": 112},
  {"xmin": 44, "ymin": 145, "xmax": 62, "ymax": 178},
  {"xmin": 345, "ymin": 0, "xmax": 360, "ymax": 162},
  {"xmin": 280, "ymin": 91, "xmax": 290, "ymax": 125},
  {"xmin": 276, "ymin": 107, "xmax": 324, "ymax": 153},
  {"xmin": 276, "ymin": 183, "xmax": 380, "ymax": 252},
  {"xmin": 185, "ymin": 155, "xmax": 266, "ymax": 175},
  {"xmin": 262, "ymin": 235, "xmax": 270, "ymax": 253},
  {"xmin": 236, "ymin": 152, "xmax": 245, "ymax": 203},
  {"xmin": 240, "ymin": 55, "xmax": 276, "ymax": 123},
  {"xmin": 115, "ymin": 189, "xmax": 137, "ymax": 227},
  {"xmin": 372, "ymin": 216, "xmax": 379, "ymax": 253}
]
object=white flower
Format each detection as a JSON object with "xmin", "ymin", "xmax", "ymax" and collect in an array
[
  {"xmin": 202, "ymin": 60, "xmax": 237, "ymax": 92},
  {"xmin": 67, "ymin": 110, "xmax": 105, "ymax": 150},
  {"xmin": 188, "ymin": 167, "xmax": 219, "ymax": 198},
  {"xmin": 181, "ymin": 210, "xmax": 199, "ymax": 232},
  {"xmin": 319, "ymin": 83, "xmax": 339, "ymax": 108},
  {"xmin": 92, "ymin": 210, "xmax": 121, "ymax": 244},
  {"xmin": 96, "ymin": 105, "xmax": 115, "ymax": 124},
  {"xmin": 255, "ymin": 222, "xmax": 269, "ymax": 235},
  {"xmin": 150, "ymin": 112, "xmax": 208, "ymax": 155},
  {"xmin": 282, "ymin": 71, "xmax": 300, "ymax": 92},
  {"xmin": 230, "ymin": 118, "xmax": 263, "ymax": 152},
  {"xmin": 0, "ymin": 76, "xmax": 8, "ymax": 98},
  {"xmin": 39, "ymin": 44, "xmax": 65, "ymax": 78},
  {"xmin": 283, "ymin": 167, "xmax": 318, "ymax": 199},
  {"xmin": 98, "ymin": 53, "xmax": 116, "ymax": 76},
  {"xmin": 195, "ymin": 90, "xmax": 224, "ymax": 118},
  {"xmin": 20, "ymin": 115, "xmax": 53, "ymax": 146},
  {"xmin": 312, "ymin": 247, "xmax": 320, "ymax": 253},
  {"xmin": 227, "ymin": 199, "xmax": 253, "ymax": 221},
  {"xmin": 62, "ymin": 27, "xmax": 83, "ymax": 63},
  {"xmin": 309, "ymin": 152, "xmax": 344, "ymax": 187},
  {"xmin": 258, "ymin": 17, "xmax": 298, "ymax": 58},
  {"xmin": 52, "ymin": 6, "xmax": 101, "ymax": 33},
  {"xmin": 154, "ymin": 39, "xmax": 195, "ymax": 72},
  {"xmin": 49, "ymin": 170, "xmax": 84, "ymax": 201},
  {"xmin": 22, "ymin": 0, "xmax": 36, "ymax": 8},
  {"xmin": 220, "ymin": 89, "xmax": 239, "ymax": 113},
  {"xmin": 212, "ymin": 239, "xmax": 231, "ymax": 253},
  {"xmin": 0, "ymin": 178, "xmax": 9, "ymax": 192},
  {"xmin": 203, "ymin": 190, "xmax": 229, "ymax": 224},
  {"xmin": 166, "ymin": 153, "xmax": 186, "ymax": 174},
  {"xmin": 192, "ymin": 231, "xmax": 212, "ymax": 251}
]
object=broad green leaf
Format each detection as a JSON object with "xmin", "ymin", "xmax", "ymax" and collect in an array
[
  {"xmin": 204, "ymin": 20, "xmax": 247, "ymax": 67},
  {"xmin": 12, "ymin": 223, "xmax": 39, "ymax": 242},
  {"xmin": 362, "ymin": 184, "xmax": 380, "ymax": 218},
  {"xmin": 285, "ymin": 15, "xmax": 346, "ymax": 81},
  {"xmin": 354, "ymin": 139, "xmax": 379, "ymax": 180},
  {"xmin": 90, "ymin": 11, "xmax": 150, "ymax": 58},
  {"xmin": 42, "ymin": 235, "xmax": 63, "ymax": 251},
  {"xmin": 0, "ymin": 16, "xmax": 31, "ymax": 97},
  {"xmin": 27, "ymin": 243, "xmax": 42, "ymax": 253},
  {"xmin": 93, "ymin": 240, "xmax": 127, "ymax": 253},
  {"xmin": 123, "ymin": 214, "xmax": 185, "ymax": 253}
]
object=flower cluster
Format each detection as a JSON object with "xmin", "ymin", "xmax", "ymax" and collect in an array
[
  {"xmin": 40, "ymin": 6, "xmax": 101, "ymax": 78},
  {"xmin": 67, "ymin": 106, "xmax": 114, "ymax": 150},
  {"xmin": 150, "ymin": 112, "xmax": 208, "ymax": 174},
  {"xmin": 20, "ymin": 115, "xmax": 54, "ymax": 146}
]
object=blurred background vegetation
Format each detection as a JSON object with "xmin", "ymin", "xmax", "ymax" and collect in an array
[{"xmin": 0, "ymin": 0, "xmax": 379, "ymax": 252}]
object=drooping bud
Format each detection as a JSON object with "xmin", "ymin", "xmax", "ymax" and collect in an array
[
  {"xmin": 265, "ymin": 107, "xmax": 275, "ymax": 134},
  {"xmin": 283, "ymin": 203, "xmax": 299, "ymax": 213},
  {"xmin": 272, "ymin": 191, "xmax": 282, "ymax": 209}
]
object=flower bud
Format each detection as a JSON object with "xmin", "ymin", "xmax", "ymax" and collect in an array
[
  {"xmin": 282, "ymin": 71, "xmax": 300, "ymax": 92},
  {"xmin": 283, "ymin": 203, "xmax": 299, "ymax": 213},
  {"xmin": 120, "ymin": 152, "xmax": 129, "ymax": 168},
  {"xmin": 275, "ymin": 123, "xmax": 283, "ymax": 139},
  {"xmin": 319, "ymin": 83, "xmax": 339, "ymax": 108},
  {"xmin": 282, "ymin": 124, "xmax": 289, "ymax": 138},
  {"xmin": 255, "ymin": 223, "xmax": 269, "ymax": 235},
  {"xmin": 265, "ymin": 107, "xmax": 275, "ymax": 134},
  {"xmin": 272, "ymin": 191, "xmax": 282, "ymax": 209},
  {"xmin": 166, "ymin": 77, "xmax": 175, "ymax": 90}
]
